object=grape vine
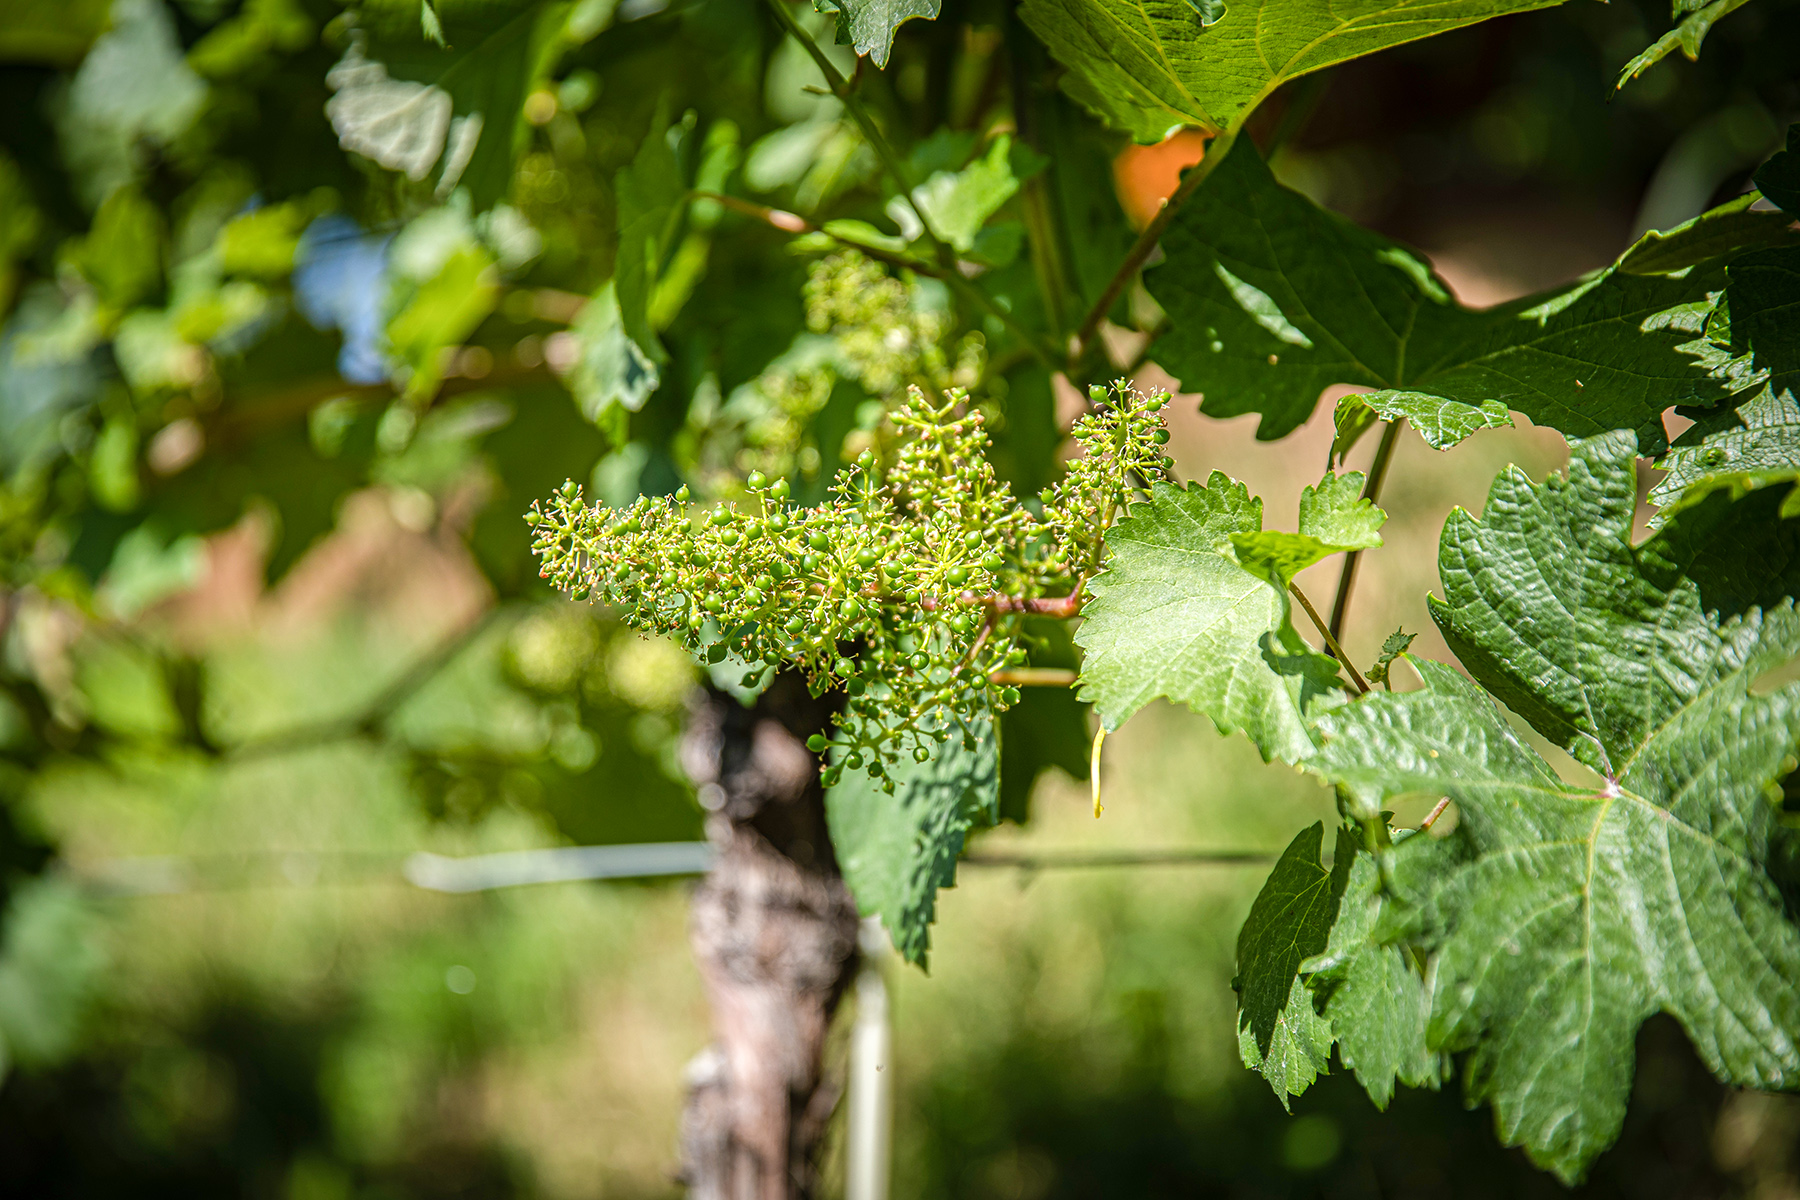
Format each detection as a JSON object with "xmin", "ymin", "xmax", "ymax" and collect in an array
[{"xmin": 532, "ymin": 381, "xmax": 1171, "ymax": 786}]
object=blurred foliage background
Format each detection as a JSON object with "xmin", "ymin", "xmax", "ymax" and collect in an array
[{"xmin": 1, "ymin": 0, "xmax": 1798, "ymax": 1195}]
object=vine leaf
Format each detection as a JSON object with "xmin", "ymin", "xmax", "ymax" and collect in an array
[
  {"xmin": 1365, "ymin": 628, "xmax": 1415, "ymax": 687},
  {"xmin": 1729, "ymin": 247, "xmax": 1800, "ymax": 399},
  {"xmin": 1430, "ymin": 430, "xmax": 1799, "ymax": 774},
  {"xmin": 327, "ymin": 0, "xmax": 567, "ymax": 211},
  {"xmin": 614, "ymin": 106, "xmax": 687, "ymax": 366},
  {"xmin": 1756, "ymin": 125, "xmax": 1800, "ymax": 218},
  {"xmin": 1334, "ymin": 391, "xmax": 1513, "ymax": 459},
  {"xmin": 1310, "ymin": 645, "xmax": 1800, "ymax": 1182},
  {"xmin": 814, "ymin": 0, "xmax": 939, "ymax": 68},
  {"xmin": 1301, "ymin": 827, "xmax": 1454, "ymax": 1107},
  {"xmin": 1018, "ymin": 0, "xmax": 1566, "ymax": 142},
  {"xmin": 1148, "ymin": 138, "xmax": 1784, "ymax": 442},
  {"xmin": 1233, "ymin": 821, "xmax": 1350, "ymax": 1108},
  {"xmin": 824, "ymin": 711, "xmax": 998, "ymax": 967},
  {"xmin": 1230, "ymin": 469, "xmax": 1385, "ymax": 583},
  {"xmin": 1073, "ymin": 474, "xmax": 1343, "ymax": 762},
  {"xmin": 1652, "ymin": 385, "xmax": 1800, "ymax": 515},
  {"xmin": 1616, "ymin": 0, "xmax": 1754, "ymax": 90}
]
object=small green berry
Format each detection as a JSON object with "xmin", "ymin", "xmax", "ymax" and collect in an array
[
  {"xmin": 913, "ymin": 746, "xmax": 931, "ymax": 762},
  {"xmin": 806, "ymin": 734, "xmax": 829, "ymax": 752},
  {"xmin": 834, "ymin": 657, "xmax": 856, "ymax": 677},
  {"xmin": 1000, "ymin": 686, "xmax": 1021, "ymax": 705},
  {"xmin": 746, "ymin": 470, "xmax": 767, "ymax": 489},
  {"xmin": 808, "ymin": 530, "xmax": 832, "ymax": 552},
  {"xmin": 770, "ymin": 478, "xmax": 790, "ymax": 499},
  {"xmin": 676, "ymin": 485, "xmax": 690, "ymax": 501},
  {"xmin": 946, "ymin": 566, "xmax": 971, "ymax": 587},
  {"xmin": 856, "ymin": 548, "xmax": 879, "ymax": 569}
]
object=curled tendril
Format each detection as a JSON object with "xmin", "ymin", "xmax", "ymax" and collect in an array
[{"xmin": 529, "ymin": 380, "xmax": 1172, "ymax": 786}]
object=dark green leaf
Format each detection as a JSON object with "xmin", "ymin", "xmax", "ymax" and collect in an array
[
  {"xmin": 1019, "ymin": 0, "xmax": 1567, "ymax": 142},
  {"xmin": 1652, "ymin": 386, "xmax": 1800, "ymax": 515},
  {"xmin": 1755, "ymin": 124, "xmax": 1800, "ymax": 218},
  {"xmin": 1233, "ymin": 821, "xmax": 1350, "ymax": 1107},
  {"xmin": 1311, "ymin": 648, "xmax": 1800, "ymax": 1182},
  {"xmin": 614, "ymin": 106, "xmax": 687, "ymax": 365},
  {"xmin": 1149, "ymin": 138, "xmax": 1771, "ymax": 442},
  {"xmin": 825, "ymin": 710, "xmax": 998, "ymax": 967},
  {"xmin": 1729, "ymin": 247, "xmax": 1800, "ymax": 398}
]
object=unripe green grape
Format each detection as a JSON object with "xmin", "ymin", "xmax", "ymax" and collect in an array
[
  {"xmin": 847, "ymin": 678, "xmax": 866, "ymax": 696},
  {"xmin": 754, "ymin": 574, "xmax": 773, "ymax": 591},
  {"xmin": 743, "ymin": 587, "xmax": 765, "ymax": 606},
  {"xmin": 839, "ymin": 597, "xmax": 862, "ymax": 619},
  {"xmin": 801, "ymin": 553, "xmax": 819, "ymax": 572},
  {"xmin": 913, "ymin": 746, "xmax": 931, "ymax": 763},
  {"xmin": 1000, "ymin": 686, "xmax": 1021, "ymax": 705},
  {"xmin": 946, "ymin": 565, "xmax": 970, "ymax": 587},
  {"xmin": 806, "ymin": 734, "xmax": 828, "ymax": 752},
  {"xmin": 702, "ymin": 595, "xmax": 724, "ymax": 613},
  {"xmin": 770, "ymin": 478, "xmax": 790, "ymax": 499},
  {"xmin": 740, "ymin": 670, "xmax": 763, "ymax": 687},
  {"xmin": 856, "ymin": 449, "xmax": 875, "ymax": 469},
  {"xmin": 746, "ymin": 470, "xmax": 767, "ymax": 489},
  {"xmin": 1152, "ymin": 429, "xmax": 1171, "ymax": 445},
  {"xmin": 834, "ymin": 656, "xmax": 856, "ymax": 677},
  {"xmin": 676, "ymin": 485, "xmax": 690, "ymax": 501},
  {"xmin": 706, "ymin": 643, "xmax": 728, "ymax": 664},
  {"xmin": 855, "ymin": 548, "xmax": 879, "ymax": 569},
  {"xmin": 524, "ymin": 510, "xmax": 541, "ymax": 525},
  {"xmin": 719, "ymin": 530, "xmax": 741, "ymax": 547},
  {"xmin": 847, "ymin": 752, "xmax": 864, "ymax": 769},
  {"xmin": 808, "ymin": 530, "xmax": 831, "ymax": 552},
  {"xmin": 980, "ymin": 554, "xmax": 1003, "ymax": 571},
  {"xmin": 909, "ymin": 652, "xmax": 929, "ymax": 670},
  {"xmin": 768, "ymin": 512, "xmax": 789, "ymax": 531},
  {"xmin": 709, "ymin": 509, "xmax": 734, "ymax": 527},
  {"xmin": 687, "ymin": 611, "xmax": 704, "ymax": 630}
]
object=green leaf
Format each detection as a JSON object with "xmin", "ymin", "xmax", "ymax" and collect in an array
[
  {"xmin": 1431, "ymin": 430, "xmax": 1800, "ymax": 774},
  {"xmin": 1617, "ymin": 193, "xmax": 1796, "ymax": 276},
  {"xmin": 815, "ymin": 0, "xmax": 939, "ymax": 69},
  {"xmin": 1615, "ymin": 0, "xmax": 1753, "ymax": 91},
  {"xmin": 1755, "ymin": 124, "xmax": 1800, "ymax": 218},
  {"xmin": 384, "ymin": 207, "xmax": 499, "ymax": 400},
  {"xmin": 1073, "ymin": 474, "xmax": 1343, "ymax": 760},
  {"xmin": 1334, "ymin": 391, "xmax": 1513, "ymax": 459},
  {"xmin": 1233, "ymin": 821, "xmax": 1350, "ymax": 1108},
  {"xmin": 68, "ymin": 186, "xmax": 165, "ymax": 312},
  {"xmin": 1365, "ymin": 627, "xmax": 1415, "ymax": 687},
  {"xmin": 1310, "ymin": 646, "xmax": 1800, "ymax": 1182},
  {"xmin": 1230, "ymin": 469, "xmax": 1384, "ymax": 584},
  {"xmin": 1652, "ymin": 386, "xmax": 1800, "ymax": 514},
  {"xmin": 1019, "ymin": 0, "xmax": 1566, "ymax": 141},
  {"xmin": 1300, "ymin": 830, "xmax": 1453, "ymax": 1107},
  {"xmin": 1729, "ymin": 247, "xmax": 1800, "ymax": 399},
  {"xmin": 910, "ymin": 135, "xmax": 1021, "ymax": 253},
  {"xmin": 327, "ymin": 0, "xmax": 570, "ymax": 211},
  {"xmin": 997, "ymin": 617, "xmax": 1090, "ymax": 824},
  {"xmin": 614, "ymin": 106, "xmax": 688, "ymax": 365},
  {"xmin": 564, "ymin": 282, "xmax": 661, "ymax": 426},
  {"xmin": 1149, "ymin": 138, "xmax": 1774, "ymax": 442},
  {"xmin": 825, "ymin": 711, "xmax": 998, "ymax": 967}
]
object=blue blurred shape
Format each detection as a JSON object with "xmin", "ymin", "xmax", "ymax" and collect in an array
[{"xmin": 293, "ymin": 213, "xmax": 394, "ymax": 384}]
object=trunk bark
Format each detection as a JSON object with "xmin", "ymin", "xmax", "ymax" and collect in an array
[{"xmin": 678, "ymin": 674, "xmax": 861, "ymax": 1200}]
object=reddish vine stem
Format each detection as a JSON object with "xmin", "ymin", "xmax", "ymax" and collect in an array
[{"xmin": 1419, "ymin": 797, "xmax": 1453, "ymax": 831}]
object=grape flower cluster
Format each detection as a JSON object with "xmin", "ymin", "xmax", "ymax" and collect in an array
[{"xmin": 529, "ymin": 381, "xmax": 1173, "ymax": 787}]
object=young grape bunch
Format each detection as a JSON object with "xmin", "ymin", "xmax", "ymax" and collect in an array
[{"xmin": 529, "ymin": 381, "xmax": 1173, "ymax": 787}]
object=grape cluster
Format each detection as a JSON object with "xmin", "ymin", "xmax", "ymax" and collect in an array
[{"xmin": 529, "ymin": 381, "xmax": 1172, "ymax": 787}]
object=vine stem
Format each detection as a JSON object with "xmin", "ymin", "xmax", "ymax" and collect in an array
[
  {"xmin": 988, "ymin": 667, "xmax": 1076, "ymax": 687},
  {"xmin": 1327, "ymin": 417, "xmax": 1404, "ymax": 643},
  {"xmin": 1289, "ymin": 581, "xmax": 1369, "ymax": 694},
  {"xmin": 1067, "ymin": 126, "xmax": 1238, "ymax": 377},
  {"xmin": 761, "ymin": 0, "xmax": 1061, "ymax": 369}
]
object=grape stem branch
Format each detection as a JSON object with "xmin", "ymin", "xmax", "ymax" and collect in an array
[
  {"xmin": 1289, "ymin": 581, "xmax": 1369, "ymax": 694},
  {"xmin": 1328, "ymin": 418, "xmax": 1404, "ymax": 643}
]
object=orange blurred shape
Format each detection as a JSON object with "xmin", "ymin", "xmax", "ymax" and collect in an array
[{"xmin": 1113, "ymin": 130, "xmax": 1209, "ymax": 229}]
